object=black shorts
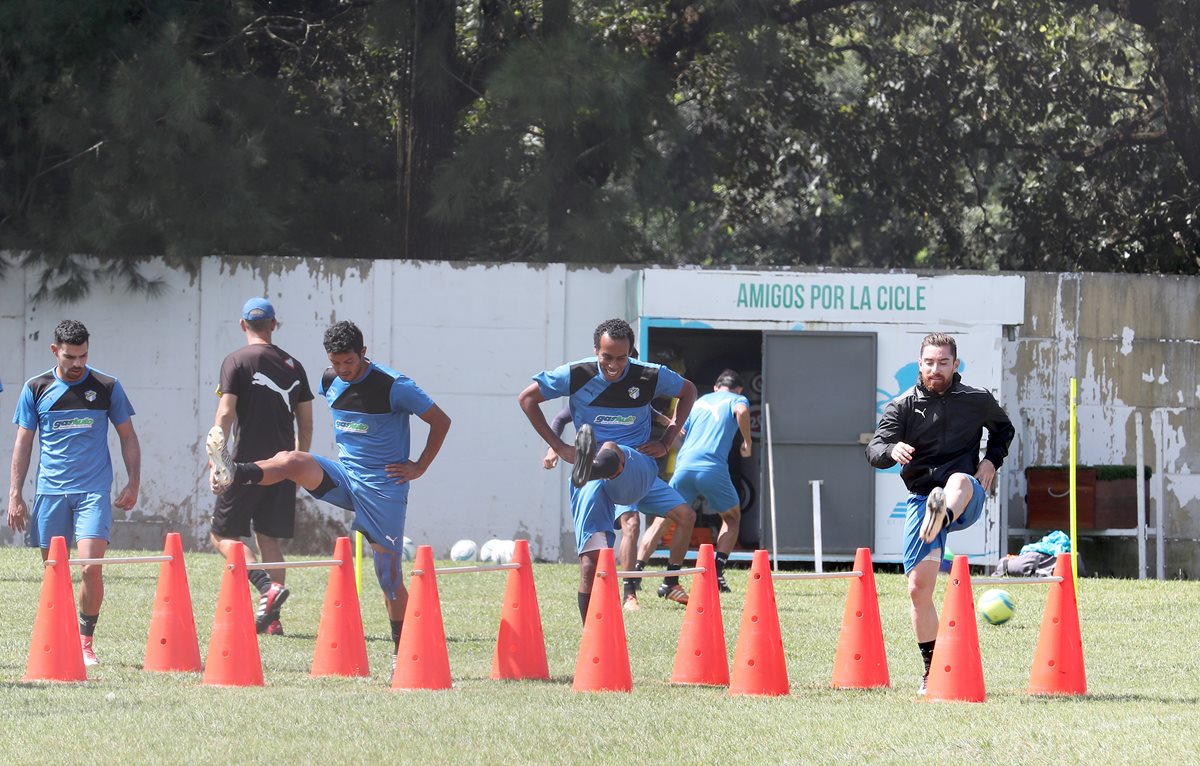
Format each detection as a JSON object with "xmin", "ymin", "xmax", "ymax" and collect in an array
[{"xmin": 212, "ymin": 480, "xmax": 298, "ymax": 539}]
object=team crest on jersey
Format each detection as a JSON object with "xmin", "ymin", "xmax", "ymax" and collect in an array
[
  {"xmin": 285, "ymin": 358, "xmax": 295, "ymax": 368},
  {"xmin": 84, "ymin": 389, "xmax": 97, "ymax": 402},
  {"xmin": 627, "ymin": 386, "xmax": 640, "ymax": 399}
]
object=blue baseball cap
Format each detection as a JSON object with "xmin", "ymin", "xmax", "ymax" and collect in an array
[{"xmin": 242, "ymin": 297, "xmax": 276, "ymax": 321}]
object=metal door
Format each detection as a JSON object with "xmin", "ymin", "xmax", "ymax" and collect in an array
[{"xmin": 761, "ymin": 332, "xmax": 876, "ymax": 556}]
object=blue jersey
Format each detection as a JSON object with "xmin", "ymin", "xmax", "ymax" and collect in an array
[
  {"xmin": 319, "ymin": 361, "xmax": 434, "ymax": 496},
  {"xmin": 13, "ymin": 367, "xmax": 136, "ymax": 495},
  {"xmin": 534, "ymin": 357, "xmax": 684, "ymax": 446},
  {"xmin": 675, "ymin": 389, "xmax": 749, "ymax": 472}
]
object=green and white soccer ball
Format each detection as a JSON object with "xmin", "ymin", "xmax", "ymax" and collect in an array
[
  {"xmin": 978, "ymin": 588, "xmax": 1015, "ymax": 625},
  {"xmin": 450, "ymin": 538, "xmax": 478, "ymax": 561}
]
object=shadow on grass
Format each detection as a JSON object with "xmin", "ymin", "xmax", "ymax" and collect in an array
[{"xmin": 1027, "ymin": 691, "xmax": 1200, "ymax": 704}]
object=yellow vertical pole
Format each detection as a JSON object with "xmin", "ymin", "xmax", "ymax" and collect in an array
[
  {"xmin": 355, "ymin": 530, "xmax": 364, "ymax": 594},
  {"xmin": 1069, "ymin": 377, "xmax": 1079, "ymax": 597}
]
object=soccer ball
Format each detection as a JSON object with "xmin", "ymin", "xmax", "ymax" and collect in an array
[
  {"xmin": 450, "ymin": 539, "xmax": 478, "ymax": 561},
  {"xmin": 401, "ymin": 536, "xmax": 416, "ymax": 561},
  {"xmin": 479, "ymin": 538, "xmax": 505, "ymax": 563},
  {"xmin": 978, "ymin": 588, "xmax": 1015, "ymax": 625},
  {"xmin": 494, "ymin": 540, "xmax": 516, "ymax": 565}
]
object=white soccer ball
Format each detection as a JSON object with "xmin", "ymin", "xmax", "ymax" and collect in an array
[
  {"xmin": 450, "ymin": 539, "xmax": 478, "ymax": 561},
  {"xmin": 401, "ymin": 536, "xmax": 416, "ymax": 561},
  {"xmin": 479, "ymin": 538, "xmax": 505, "ymax": 563},
  {"xmin": 494, "ymin": 540, "xmax": 516, "ymax": 565}
]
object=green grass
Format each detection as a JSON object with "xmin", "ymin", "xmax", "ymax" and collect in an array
[{"xmin": 1, "ymin": 547, "xmax": 1198, "ymax": 764}]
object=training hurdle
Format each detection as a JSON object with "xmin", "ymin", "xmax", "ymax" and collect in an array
[
  {"xmin": 925, "ymin": 553, "xmax": 1085, "ymax": 703},
  {"xmin": 25, "ymin": 533, "xmax": 200, "ymax": 682},
  {"xmin": 204, "ymin": 536, "xmax": 366, "ymax": 687},
  {"xmin": 573, "ymin": 544, "xmax": 725, "ymax": 693},
  {"xmin": 761, "ymin": 547, "xmax": 890, "ymax": 696},
  {"xmin": 392, "ymin": 540, "xmax": 547, "ymax": 691}
]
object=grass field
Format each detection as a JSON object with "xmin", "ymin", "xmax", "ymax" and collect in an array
[{"xmin": 1, "ymin": 545, "xmax": 1198, "ymax": 765}]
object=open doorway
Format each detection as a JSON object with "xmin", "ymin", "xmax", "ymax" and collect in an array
[{"xmin": 646, "ymin": 327, "xmax": 764, "ymax": 551}]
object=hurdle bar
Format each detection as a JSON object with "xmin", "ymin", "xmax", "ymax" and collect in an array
[
  {"xmin": 608, "ymin": 567, "xmax": 705, "ymax": 578},
  {"xmin": 238, "ymin": 559, "xmax": 341, "ymax": 571},
  {"xmin": 45, "ymin": 555, "xmax": 173, "ymax": 567},
  {"xmin": 971, "ymin": 576, "xmax": 1063, "ymax": 585},
  {"xmin": 411, "ymin": 563, "xmax": 520, "ymax": 576},
  {"xmin": 773, "ymin": 570, "xmax": 862, "ymax": 581}
]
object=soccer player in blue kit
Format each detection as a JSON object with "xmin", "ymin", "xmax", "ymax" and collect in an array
[
  {"xmin": 8, "ymin": 319, "xmax": 142, "ymax": 667},
  {"xmin": 207, "ymin": 320, "xmax": 451, "ymax": 667},
  {"xmin": 637, "ymin": 369, "xmax": 752, "ymax": 594},
  {"xmin": 519, "ymin": 318, "xmax": 699, "ymax": 622}
]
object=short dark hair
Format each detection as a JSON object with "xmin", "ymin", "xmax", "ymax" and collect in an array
[
  {"xmin": 244, "ymin": 317, "xmax": 274, "ymax": 333},
  {"xmin": 593, "ymin": 318, "xmax": 635, "ymax": 350},
  {"xmin": 324, "ymin": 320, "xmax": 365, "ymax": 355},
  {"xmin": 715, "ymin": 369, "xmax": 743, "ymax": 389},
  {"xmin": 920, "ymin": 332, "xmax": 957, "ymax": 359},
  {"xmin": 54, "ymin": 319, "xmax": 89, "ymax": 346}
]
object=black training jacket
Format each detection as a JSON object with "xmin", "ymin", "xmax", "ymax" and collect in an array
[{"xmin": 865, "ymin": 373, "xmax": 1015, "ymax": 496}]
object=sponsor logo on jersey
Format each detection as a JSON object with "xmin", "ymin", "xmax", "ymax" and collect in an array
[
  {"xmin": 627, "ymin": 386, "xmax": 640, "ymax": 399},
  {"xmin": 51, "ymin": 416, "xmax": 95, "ymax": 431},
  {"xmin": 593, "ymin": 414, "xmax": 636, "ymax": 426},
  {"xmin": 335, "ymin": 419, "xmax": 369, "ymax": 434},
  {"xmin": 84, "ymin": 389, "xmax": 97, "ymax": 402}
]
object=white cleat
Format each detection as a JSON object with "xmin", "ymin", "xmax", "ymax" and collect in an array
[
  {"xmin": 206, "ymin": 426, "xmax": 233, "ymax": 495},
  {"xmin": 920, "ymin": 487, "xmax": 949, "ymax": 544}
]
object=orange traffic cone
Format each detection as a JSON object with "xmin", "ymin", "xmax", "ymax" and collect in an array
[
  {"xmin": 202, "ymin": 542, "xmax": 263, "ymax": 687},
  {"xmin": 491, "ymin": 539, "xmax": 549, "ymax": 681},
  {"xmin": 25, "ymin": 536, "xmax": 86, "ymax": 682},
  {"xmin": 392, "ymin": 545, "xmax": 451, "ymax": 690},
  {"xmin": 925, "ymin": 555, "xmax": 985, "ymax": 702},
  {"xmin": 831, "ymin": 547, "xmax": 889, "ymax": 689},
  {"xmin": 671, "ymin": 543, "xmax": 729, "ymax": 686},
  {"xmin": 729, "ymin": 550, "xmax": 788, "ymax": 696},
  {"xmin": 312, "ymin": 536, "xmax": 369, "ymax": 678},
  {"xmin": 572, "ymin": 548, "xmax": 632, "ymax": 692},
  {"xmin": 1028, "ymin": 552, "xmax": 1086, "ymax": 696},
  {"xmin": 144, "ymin": 532, "xmax": 202, "ymax": 672}
]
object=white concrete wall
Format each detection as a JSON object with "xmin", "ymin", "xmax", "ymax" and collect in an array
[{"xmin": 0, "ymin": 257, "xmax": 639, "ymax": 562}]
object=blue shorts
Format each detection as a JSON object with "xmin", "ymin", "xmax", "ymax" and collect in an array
[
  {"xmin": 570, "ymin": 447, "xmax": 685, "ymax": 554},
  {"xmin": 669, "ymin": 467, "xmax": 740, "ymax": 514},
  {"xmin": 31, "ymin": 492, "xmax": 111, "ymax": 548},
  {"xmin": 902, "ymin": 474, "xmax": 986, "ymax": 573},
  {"xmin": 309, "ymin": 454, "xmax": 408, "ymax": 553}
]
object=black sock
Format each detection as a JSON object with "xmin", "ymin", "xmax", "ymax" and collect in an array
[
  {"xmin": 390, "ymin": 619, "xmax": 404, "ymax": 651},
  {"xmin": 623, "ymin": 579, "xmax": 638, "ymax": 597},
  {"xmin": 577, "ymin": 591, "xmax": 591, "ymax": 624},
  {"xmin": 233, "ymin": 463, "xmax": 264, "ymax": 485},
  {"xmin": 715, "ymin": 551, "xmax": 729, "ymax": 576},
  {"xmin": 635, "ymin": 560, "xmax": 647, "ymax": 571},
  {"xmin": 664, "ymin": 563, "xmax": 681, "ymax": 588},
  {"xmin": 592, "ymin": 448, "xmax": 622, "ymax": 480},
  {"xmin": 79, "ymin": 612, "xmax": 99, "ymax": 637},
  {"xmin": 248, "ymin": 569, "xmax": 272, "ymax": 594},
  {"xmin": 919, "ymin": 639, "xmax": 936, "ymax": 673}
]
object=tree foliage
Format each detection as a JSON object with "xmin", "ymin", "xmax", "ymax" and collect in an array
[{"xmin": 1, "ymin": 0, "xmax": 1196, "ymax": 299}]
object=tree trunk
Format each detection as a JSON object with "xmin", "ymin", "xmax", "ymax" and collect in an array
[{"xmin": 396, "ymin": 0, "xmax": 458, "ymax": 260}]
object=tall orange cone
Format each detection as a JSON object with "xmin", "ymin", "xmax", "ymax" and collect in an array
[
  {"xmin": 572, "ymin": 547, "xmax": 632, "ymax": 692},
  {"xmin": 144, "ymin": 532, "xmax": 202, "ymax": 672},
  {"xmin": 831, "ymin": 547, "xmax": 889, "ymax": 689},
  {"xmin": 729, "ymin": 550, "xmax": 788, "ymax": 696},
  {"xmin": 392, "ymin": 545, "xmax": 451, "ymax": 690},
  {"xmin": 491, "ymin": 539, "xmax": 549, "ymax": 681},
  {"xmin": 202, "ymin": 542, "xmax": 263, "ymax": 687},
  {"xmin": 1028, "ymin": 552, "xmax": 1086, "ymax": 696},
  {"xmin": 25, "ymin": 536, "xmax": 86, "ymax": 682},
  {"xmin": 925, "ymin": 555, "xmax": 985, "ymax": 702},
  {"xmin": 312, "ymin": 536, "xmax": 369, "ymax": 677},
  {"xmin": 671, "ymin": 543, "xmax": 729, "ymax": 686}
]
